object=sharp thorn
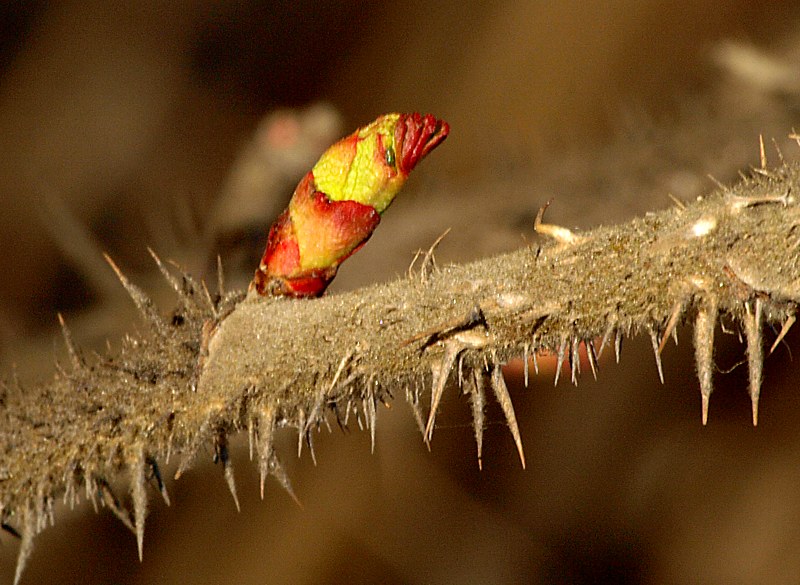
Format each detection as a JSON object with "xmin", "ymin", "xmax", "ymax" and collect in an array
[
  {"xmin": 147, "ymin": 247, "xmax": 183, "ymax": 296},
  {"xmin": 424, "ymin": 342, "xmax": 460, "ymax": 443},
  {"xmin": 554, "ymin": 336, "xmax": 567, "ymax": 386},
  {"xmin": 769, "ymin": 314, "xmax": 796, "ymax": 355},
  {"xmin": 406, "ymin": 387, "xmax": 427, "ymax": 438},
  {"xmin": 598, "ymin": 321, "xmax": 614, "ymax": 359},
  {"xmin": 216, "ymin": 431, "xmax": 241, "ymax": 512},
  {"xmin": 104, "ymin": 253, "xmax": 167, "ymax": 337},
  {"xmin": 648, "ymin": 327, "xmax": 665, "ymax": 383},
  {"xmin": 570, "ymin": 337, "xmax": 580, "ymax": 385},
  {"xmin": 306, "ymin": 430, "xmax": 317, "ymax": 466},
  {"xmin": 268, "ymin": 455, "xmax": 303, "ymax": 509},
  {"xmin": 148, "ymin": 459, "xmax": 170, "ymax": 506},
  {"xmin": 469, "ymin": 369, "xmax": 486, "ymax": 470},
  {"xmin": 490, "ymin": 360, "xmax": 525, "ymax": 469},
  {"xmin": 745, "ymin": 300, "xmax": 764, "ymax": 426},
  {"xmin": 98, "ymin": 478, "xmax": 135, "ymax": 534},
  {"xmin": 585, "ymin": 339, "xmax": 598, "ymax": 380},
  {"xmin": 694, "ymin": 298, "xmax": 717, "ymax": 426},
  {"xmin": 216, "ymin": 254, "xmax": 226, "ymax": 297},
  {"xmin": 258, "ymin": 404, "xmax": 277, "ymax": 500},
  {"xmin": 523, "ymin": 343, "xmax": 529, "ymax": 387},
  {"xmin": 13, "ymin": 504, "xmax": 35, "ymax": 585},
  {"xmin": 130, "ymin": 448, "xmax": 148, "ymax": 562},
  {"xmin": 57, "ymin": 313, "xmax": 83, "ymax": 371},
  {"xmin": 297, "ymin": 409, "xmax": 306, "ymax": 458},
  {"xmin": 366, "ymin": 396, "xmax": 377, "ymax": 455},
  {"xmin": 614, "ymin": 330, "xmax": 623, "ymax": 364},
  {"xmin": 658, "ymin": 302, "xmax": 683, "ymax": 355}
]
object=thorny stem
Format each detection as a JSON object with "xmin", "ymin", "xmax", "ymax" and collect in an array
[{"xmin": 2, "ymin": 163, "xmax": 800, "ymax": 583}]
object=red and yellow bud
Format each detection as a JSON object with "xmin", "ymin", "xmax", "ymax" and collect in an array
[{"xmin": 251, "ymin": 112, "xmax": 449, "ymax": 298}]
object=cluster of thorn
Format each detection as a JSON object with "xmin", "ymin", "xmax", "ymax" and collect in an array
[{"xmin": 4, "ymin": 153, "xmax": 800, "ymax": 584}]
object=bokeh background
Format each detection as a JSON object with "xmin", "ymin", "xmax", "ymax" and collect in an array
[{"xmin": 2, "ymin": 1, "xmax": 800, "ymax": 583}]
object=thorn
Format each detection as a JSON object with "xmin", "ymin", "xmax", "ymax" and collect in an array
[
  {"xmin": 56, "ymin": 313, "xmax": 83, "ymax": 371},
  {"xmin": 149, "ymin": 458, "xmax": 170, "ymax": 506},
  {"xmin": 769, "ymin": 313, "xmax": 796, "ymax": 355},
  {"xmin": 424, "ymin": 341, "xmax": 461, "ymax": 443},
  {"xmin": 658, "ymin": 302, "xmax": 684, "ymax": 355},
  {"xmin": 614, "ymin": 329, "xmax": 623, "ymax": 364},
  {"xmin": 13, "ymin": 504, "xmax": 35, "ymax": 585},
  {"xmin": 667, "ymin": 193, "xmax": 687, "ymax": 211},
  {"xmin": 790, "ymin": 129, "xmax": 800, "ymax": 148},
  {"xmin": 174, "ymin": 416, "xmax": 213, "ymax": 480},
  {"xmin": 585, "ymin": 339, "xmax": 598, "ymax": 381},
  {"xmin": 104, "ymin": 253, "xmax": 167, "ymax": 337},
  {"xmin": 258, "ymin": 403, "xmax": 277, "ymax": 500},
  {"xmin": 490, "ymin": 360, "xmax": 525, "ymax": 469},
  {"xmin": 648, "ymin": 327, "xmax": 665, "ymax": 383},
  {"xmin": 744, "ymin": 299, "xmax": 764, "ymax": 426},
  {"xmin": 86, "ymin": 476, "xmax": 100, "ymax": 513},
  {"xmin": 570, "ymin": 337, "xmax": 580, "ymax": 385},
  {"xmin": 130, "ymin": 448, "xmax": 147, "ymax": 562},
  {"xmin": 554, "ymin": 336, "xmax": 567, "ymax": 386},
  {"xmin": 247, "ymin": 418, "xmax": 255, "ymax": 461},
  {"xmin": 772, "ymin": 137, "xmax": 785, "ymax": 164},
  {"xmin": 216, "ymin": 254, "xmax": 225, "ymax": 298},
  {"xmin": 310, "ymin": 350, "xmax": 354, "ymax": 433},
  {"xmin": 365, "ymin": 394, "xmax": 377, "ymax": 454},
  {"xmin": 306, "ymin": 430, "xmax": 317, "ymax": 466},
  {"xmin": 407, "ymin": 249, "xmax": 423, "ymax": 279},
  {"xmin": 523, "ymin": 343, "xmax": 529, "ymax": 387},
  {"xmin": 597, "ymin": 321, "xmax": 615, "ymax": 359},
  {"xmin": 420, "ymin": 227, "xmax": 452, "ymax": 281},
  {"xmin": 694, "ymin": 298, "xmax": 718, "ymax": 425},
  {"xmin": 147, "ymin": 247, "xmax": 183, "ymax": 296},
  {"xmin": 534, "ymin": 199, "xmax": 582, "ymax": 244},
  {"xmin": 468, "ymin": 369, "xmax": 486, "ymax": 470},
  {"xmin": 97, "ymin": 478, "xmax": 135, "ymax": 534},
  {"xmin": 406, "ymin": 387, "xmax": 427, "ymax": 439},
  {"xmin": 570, "ymin": 337, "xmax": 581, "ymax": 386},
  {"xmin": 707, "ymin": 174, "xmax": 729, "ymax": 193},
  {"xmin": 198, "ymin": 280, "xmax": 216, "ymax": 318},
  {"xmin": 759, "ymin": 134, "xmax": 767, "ymax": 170},
  {"xmin": 296, "ymin": 408, "xmax": 306, "ymax": 458},
  {"xmin": 269, "ymin": 454, "xmax": 303, "ymax": 509},
  {"xmin": 214, "ymin": 430, "xmax": 241, "ymax": 512}
]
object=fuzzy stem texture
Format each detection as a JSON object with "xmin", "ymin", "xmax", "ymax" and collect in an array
[{"xmin": 2, "ymin": 162, "xmax": 800, "ymax": 583}]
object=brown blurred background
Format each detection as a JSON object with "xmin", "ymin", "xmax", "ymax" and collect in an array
[{"xmin": 3, "ymin": 1, "xmax": 800, "ymax": 583}]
